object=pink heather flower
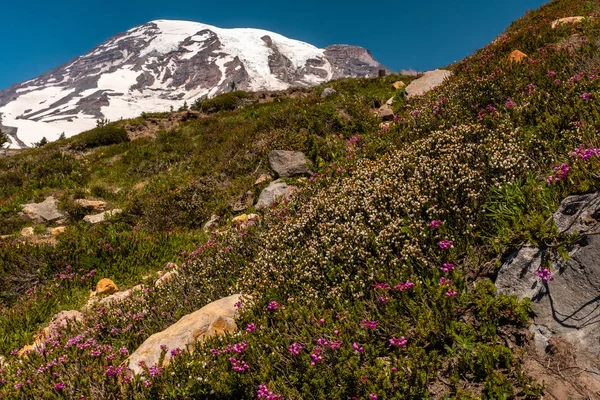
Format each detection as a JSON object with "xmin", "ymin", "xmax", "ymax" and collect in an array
[
  {"xmin": 547, "ymin": 71, "xmax": 556, "ymax": 77},
  {"xmin": 148, "ymin": 365, "xmax": 162, "ymax": 378},
  {"xmin": 372, "ymin": 282, "xmax": 390, "ymax": 290},
  {"xmin": 144, "ymin": 380, "xmax": 152, "ymax": 388},
  {"xmin": 547, "ymin": 163, "xmax": 571, "ymax": 183},
  {"xmin": 389, "ymin": 337, "xmax": 408, "ymax": 347},
  {"xmin": 361, "ymin": 319, "xmax": 377, "ymax": 330},
  {"xmin": 309, "ymin": 347, "xmax": 323, "ymax": 366},
  {"xmin": 438, "ymin": 240, "xmax": 453, "ymax": 250},
  {"xmin": 393, "ymin": 281, "xmax": 415, "ymax": 291},
  {"xmin": 429, "ymin": 220, "xmax": 442, "ymax": 229},
  {"xmin": 288, "ymin": 342, "xmax": 303, "ymax": 355},
  {"xmin": 352, "ymin": 342, "xmax": 364, "ymax": 353},
  {"xmin": 246, "ymin": 323, "xmax": 256, "ymax": 333},
  {"xmin": 54, "ymin": 382, "xmax": 66, "ymax": 390},
  {"xmin": 267, "ymin": 301, "xmax": 280, "ymax": 310},
  {"xmin": 536, "ymin": 268, "xmax": 554, "ymax": 282},
  {"xmin": 14, "ymin": 382, "xmax": 23, "ymax": 389},
  {"xmin": 234, "ymin": 301, "xmax": 243, "ymax": 309},
  {"xmin": 119, "ymin": 347, "xmax": 129, "ymax": 355},
  {"xmin": 91, "ymin": 349, "xmax": 102, "ymax": 357},
  {"xmin": 257, "ymin": 384, "xmax": 283, "ymax": 400},
  {"xmin": 554, "ymin": 79, "xmax": 561, "ymax": 85},
  {"xmin": 318, "ymin": 318, "xmax": 325, "ymax": 325},
  {"xmin": 505, "ymin": 99, "xmax": 516, "ymax": 109},
  {"xmin": 228, "ymin": 357, "xmax": 249, "ymax": 372},
  {"xmin": 170, "ymin": 348, "xmax": 182, "ymax": 358},
  {"xmin": 581, "ymin": 93, "xmax": 593, "ymax": 101},
  {"xmin": 334, "ymin": 330, "xmax": 339, "ymax": 335},
  {"xmin": 370, "ymin": 394, "xmax": 378, "ymax": 400},
  {"xmin": 445, "ymin": 289, "xmax": 458, "ymax": 297},
  {"xmin": 210, "ymin": 348, "xmax": 219, "ymax": 355},
  {"xmin": 378, "ymin": 296, "xmax": 390, "ymax": 303},
  {"xmin": 391, "ymin": 367, "xmax": 398, "ymax": 372},
  {"xmin": 439, "ymin": 277, "xmax": 452, "ymax": 287},
  {"xmin": 316, "ymin": 338, "xmax": 329, "ymax": 347},
  {"xmin": 440, "ymin": 263, "xmax": 455, "ymax": 273},
  {"xmin": 329, "ymin": 340, "xmax": 343, "ymax": 350}
]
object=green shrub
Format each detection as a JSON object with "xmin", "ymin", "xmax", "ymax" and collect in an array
[{"xmin": 70, "ymin": 124, "xmax": 129, "ymax": 151}]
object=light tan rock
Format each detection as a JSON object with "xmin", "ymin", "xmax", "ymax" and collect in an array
[
  {"xmin": 48, "ymin": 226, "xmax": 67, "ymax": 235},
  {"xmin": 96, "ymin": 278, "xmax": 118, "ymax": 295},
  {"xmin": 386, "ymin": 97, "xmax": 395, "ymax": 106},
  {"xmin": 20, "ymin": 227, "xmax": 35, "ymax": 237},
  {"xmin": 254, "ymin": 174, "xmax": 273, "ymax": 186},
  {"xmin": 83, "ymin": 209, "xmax": 122, "ymax": 224},
  {"xmin": 21, "ymin": 196, "xmax": 65, "ymax": 223},
  {"xmin": 509, "ymin": 50, "xmax": 528, "ymax": 63},
  {"xmin": 392, "ymin": 81, "xmax": 405, "ymax": 90},
  {"xmin": 74, "ymin": 199, "xmax": 107, "ymax": 212},
  {"xmin": 377, "ymin": 104, "xmax": 395, "ymax": 121},
  {"xmin": 99, "ymin": 285, "xmax": 144, "ymax": 306},
  {"xmin": 127, "ymin": 294, "xmax": 242, "ymax": 374},
  {"xmin": 551, "ymin": 16, "xmax": 585, "ymax": 29},
  {"xmin": 155, "ymin": 270, "xmax": 179, "ymax": 287},
  {"xmin": 247, "ymin": 213, "xmax": 261, "ymax": 222},
  {"xmin": 232, "ymin": 214, "xmax": 249, "ymax": 224}
]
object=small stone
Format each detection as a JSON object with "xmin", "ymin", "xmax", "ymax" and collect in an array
[
  {"xmin": 96, "ymin": 278, "xmax": 118, "ymax": 295},
  {"xmin": 321, "ymin": 88, "xmax": 337, "ymax": 98},
  {"xmin": 247, "ymin": 213, "xmax": 260, "ymax": 221},
  {"xmin": 83, "ymin": 209, "xmax": 122, "ymax": 224},
  {"xmin": 509, "ymin": 50, "xmax": 528, "ymax": 63},
  {"xmin": 48, "ymin": 226, "xmax": 67, "ymax": 235},
  {"xmin": 254, "ymin": 174, "xmax": 272, "ymax": 186},
  {"xmin": 232, "ymin": 214, "xmax": 249, "ymax": 224},
  {"xmin": 21, "ymin": 227, "xmax": 35, "ymax": 237},
  {"xmin": 392, "ymin": 81, "xmax": 405, "ymax": 90},
  {"xmin": 551, "ymin": 16, "xmax": 585, "ymax": 29},
  {"xmin": 74, "ymin": 199, "xmax": 107, "ymax": 211},
  {"xmin": 268, "ymin": 150, "xmax": 313, "ymax": 178},
  {"xmin": 230, "ymin": 191, "xmax": 255, "ymax": 213},
  {"xmin": 203, "ymin": 214, "xmax": 221, "ymax": 231},
  {"xmin": 377, "ymin": 104, "xmax": 395, "ymax": 121}
]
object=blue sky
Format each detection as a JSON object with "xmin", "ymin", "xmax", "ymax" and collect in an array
[{"xmin": 0, "ymin": 0, "xmax": 547, "ymax": 90}]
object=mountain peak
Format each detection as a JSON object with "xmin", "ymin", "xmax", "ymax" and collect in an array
[{"xmin": 0, "ymin": 21, "xmax": 391, "ymax": 148}]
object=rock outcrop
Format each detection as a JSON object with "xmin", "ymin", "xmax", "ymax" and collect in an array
[
  {"xmin": 496, "ymin": 192, "xmax": 600, "ymax": 379},
  {"xmin": 405, "ymin": 70, "xmax": 453, "ymax": 98},
  {"xmin": 127, "ymin": 294, "xmax": 242, "ymax": 374},
  {"xmin": 551, "ymin": 16, "xmax": 585, "ymax": 29},
  {"xmin": 268, "ymin": 150, "xmax": 312, "ymax": 178},
  {"xmin": 74, "ymin": 199, "xmax": 107, "ymax": 212},
  {"xmin": 21, "ymin": 196, "xmax": 65, "ymax": 223}
]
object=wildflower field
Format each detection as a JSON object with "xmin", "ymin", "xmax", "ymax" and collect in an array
[{"xmin": 2, "ymin": 0, "xmax": 600, "ymax": 398}]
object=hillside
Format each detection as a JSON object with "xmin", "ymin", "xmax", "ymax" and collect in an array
[
  {"xmin": 2, "ymin": 0, "xmax": 600, "ymax": 398},
  {"xmin": 0, "ymin": 19, "xmax": 389, "ymax": 149}
]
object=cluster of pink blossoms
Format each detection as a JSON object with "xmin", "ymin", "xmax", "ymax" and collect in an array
[
  {"xmin": 440, "ymin": 263, "xmax": 455, "ymax": 273},
  {"xmin": 570, "ymin": 145, "xmax": 600, "ymax": 160},
  {"xmin": 546, "ymin": 163, "xmax": 571, "ymax": 183},
  {"xmin": 267, "ymin": 301, "xmax": 281, "ymax": 310},
  {"xmin": 228, "ymin": 357, "xmax": 249, "ymax": 372},
  {"xmin": 389, "ymin": 337, "xmax": 408, "ymax": 347},
  {"xmin": 536, "ymin": 268, "xmax": 554, "ymax": 282},
  {"xmin": 438, "ymin": 240, "xmax": 454, "ymax": 250},
  {"xmin": 257, "ymin": 384, "xmax": 283, "ymax": 400}
]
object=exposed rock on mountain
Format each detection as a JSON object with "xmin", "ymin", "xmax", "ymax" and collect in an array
[
  {"xmin": 405, "ymin": 69, "xmax": 453, "ymax": 98},
  {"xmin": 0, "ymin": 20, "xmax": 391, "ymax": 148}
]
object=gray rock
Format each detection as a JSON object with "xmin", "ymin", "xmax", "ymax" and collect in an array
[
  {"xmin": 83, "ymin": 209, "xmax": 122, "ymax": 224},
  {"xmin": 21, "ymin": 196, "xmax": 65, "ymax": 223},
  {"xmin": 203, "ymin": 214, "xmax": 221, "ymax": 231},
  {"xmin": 256, "ymin": 180, "xmax": 297, "ymax": 208},
  {"xmin": 553, "ymin": 192, "xmax": 600, "ymax": 234},
  {"xmin": 268, "ymin": 150, "xmax": 312, "ymax": 178},
  {"xmin": 496, "ymin": 192, "xmax": 600, "ymax": 377},
  {"xmin": 405, "ymin": 69, "xmax": 453, "ymax": 98},
  {"xmin": 321, "ymin": 88, "xmax": 337, "ymax": 98},
  {"xmin": 377, "ymin": 104, "xmax": 395, "ymax": 121}
]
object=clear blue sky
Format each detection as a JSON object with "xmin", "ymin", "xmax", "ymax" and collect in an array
[{"xmin": 0, "ymin": 0, "xmax": 547, "ymax": 90}]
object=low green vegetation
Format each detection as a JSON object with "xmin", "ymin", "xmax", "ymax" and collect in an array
[{"xmin": 2, "ymin": 0, "xmax": 600, "ymax": 398}]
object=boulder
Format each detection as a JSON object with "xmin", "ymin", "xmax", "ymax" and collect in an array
[
  {"xmin": 392, "ymin": 81, "xmax": 405, "ymax": 90},
  {"xmin": 321, "ymin": 88, "xmax": 338, "ymax": 98},
  {"xmin": 20, "ymin": 227, "xmax": 35, "ymax": 237},
  {"xmin": 21, "ymin": 196, "xmax": 65, "ymax": 223},
  {"xmin": 377, "ymin": 104, "xmax": 395, "ymax": 121},
  {"xmin": 96, "ymin": 278, "xmax": 118, "ymax": 295},
  {"xmin": 551, "ymin": 16, "xmax": 585, "ymax": 29},
  {"xmin": 254, "ymin": 174, "xmax": 273, "ymax": 186},
  {"xmin": 83, "ymin": 209, "xmax": 122, "ymax": 224},
  {"xmin": 496, "ymin": 192, "xmax": 600, "ymax": 378},
  {"xmin": 268, "ymin": 150, "xmax": 312, "ymax": 178},
  {"xmin": 46, "ymin": 310, "xmax": 84, "ymax": 337},
  {"xmin": 127, "ymin": 294, "xmax": 242, "ymax": 374},
  {"xmin": 74, "ymin": 199, "xmax": 107, "ymax": 212},
  {"xmin": 203, "ymin": 214, "xmax": 221, "ymax": 231},
  {"xmin": 509, "ymin": 50, "xmax": 528, "ymax": 63},
  {"xmin": 256, "ymin": 180, "xmax": 298, "ymax": 208},
  {"xmin": 405, "ymin": 70, "xmax": 453, "ymax": 98},
  {"xmin": 230, "ymin": 191, "xmax": 255, "ymax": 212}
]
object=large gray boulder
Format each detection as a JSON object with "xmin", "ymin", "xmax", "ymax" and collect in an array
[
  {"xmin": 268, "ymin": 150, "xmax": 312, "ymax": 178},
  {"xmin": 496, "ymin": 192, "xmax": 600, "ymax": 379},
  {"xmin": 405, "ymin": 69, "xmax": 453, "ymax": 98},
  {"xmin": 256, "ymin": 180, "xmax": 298, "ymax": 208},
  {"xmin": 21, "ymin": 196, "xmax": 65, "ymax": 223}
]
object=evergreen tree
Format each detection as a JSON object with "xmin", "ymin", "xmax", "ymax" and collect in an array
[
  {"xmin": 0, "ymin": 128, "xmax": 8, "ymax": 149},
  {"xmin": 59, "ymin": 132, "xmax": 66, "ymax": 140},
  {"xmin": 34, "ymin": 137, "xmax": 48, "ymax": 148}
]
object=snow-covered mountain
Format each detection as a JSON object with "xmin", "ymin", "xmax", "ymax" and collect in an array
[{"xmin": 0, "ymin": 20, "xmax": 391, "ymax": 148}]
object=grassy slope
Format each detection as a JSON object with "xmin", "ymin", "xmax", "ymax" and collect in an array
[{"xmin": 3, "ymin": 0, "xmax": 600, "ymax": 397}]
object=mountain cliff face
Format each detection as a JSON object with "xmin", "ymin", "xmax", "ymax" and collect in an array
[{"xmin": 0, "ymin": 20, "xmax": 390, "ymax": 148}]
